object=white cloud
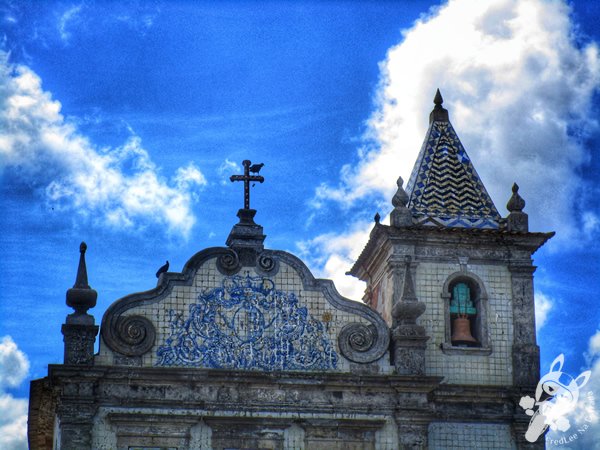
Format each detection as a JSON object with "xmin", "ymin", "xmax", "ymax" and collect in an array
[
  {"xmin": 582, "ymin": 211, "xmax": 600, "ymax": 236},
  {"xmin": 0, "ymin": 336, "xmax": 29, "ymax": 389},
  {"xmin": 535, "ymin": 291, "xmax": 554, "ymax": 331},
  {"xmin": 589, "ymin": 330, "xmax": 600, "ymax": 357},
  {"xmin": 315, "ymin": 0, "xmax": 600, "ymax": 245},
  {"xmin": 218, "ymin": 158, "xmax": 240, "ymax": 185},
  {"xmin": 175, "ymin": 163, "xmax": 207, "ymax": 189},
  {"xmin": 0, "ymin": 336, "xmax": 29, "ymax": 450},
  {"xmin": 58, "ymin": 4, "xmax": 84, "ymax": 43},
  {"xmin": 0, "ymin": 51, "xmax": 205, "ymax": 238},
  {"xmin": 297, "ymin": 221, "xmax": 371, "ymax": 300}
]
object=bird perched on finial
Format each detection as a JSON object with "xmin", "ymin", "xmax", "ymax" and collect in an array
[
  {"xmin": 156, "ymin": 260, "xmax": 169, "ymax": 278},
  {"xmin": 250, "ymin": 162, "xmax": 265, "ymax": 186},
  {"xmin": 374, "ymin": 212, "xmax": 381, "ymax": 224},
  {"xmin": 249, "ymin": 163, "xmax": 264, "ymax": 174}
]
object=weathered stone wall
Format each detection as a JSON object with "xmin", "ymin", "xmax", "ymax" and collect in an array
[
  {"xmin": 416, "ymin": 262, "xmax": 514, "ymax": 385},
  {"xmin": 27, "ymin": 377, "xmax": 56, "ymax": 450},
  {"xmin": 47, "ymin": 365, "xmax": 445, "ymax": 450},
  {"xmin": 91, "ymin": 407, "xmax": 395, "ymax": 450}
]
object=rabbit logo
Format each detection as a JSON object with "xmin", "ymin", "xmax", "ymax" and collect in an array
[{"xmin": 520, "ymin": 354, "xmax": 591, "ymax": 442}]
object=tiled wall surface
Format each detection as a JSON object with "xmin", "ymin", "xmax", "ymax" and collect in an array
[
  {"xmin": 417, "ymin": 262, "xmax": 514, "ymax": 385},
  {"xmin": 428, "ymin": 422, "xmax": 516, "ymax": 449}
]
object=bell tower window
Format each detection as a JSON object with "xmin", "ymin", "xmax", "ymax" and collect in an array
[
  {"xmin": 449, "ymin": 282, "xmax": 478, "ymax": 347},
  {"xmin": 441, "ymin": 273, "xmax": 491, "ymax": 355}
]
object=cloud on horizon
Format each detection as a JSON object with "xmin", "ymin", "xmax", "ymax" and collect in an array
[
  {"xmin": 0, "ymin": 51, "xmax": 206, "ymax": 238},
  {"xmin": 307, "ymin": 0, "xmax": 600, "ymax": 299},
  {"xmin": 0, "ymin": 336, "xmax": 29, "ymax": 450}
]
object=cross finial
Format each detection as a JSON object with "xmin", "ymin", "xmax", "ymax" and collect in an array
[{"xmin": 230, "ymin": 160, "xmax": 264, "ymax": 210}]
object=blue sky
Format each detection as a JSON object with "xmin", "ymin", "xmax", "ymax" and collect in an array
[{"xmin": 1, "ymin": 1, "xmax": 600, "ymax": 448}]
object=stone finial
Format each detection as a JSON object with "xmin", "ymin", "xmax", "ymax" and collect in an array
[
  {"xmin": 63, "ymin": 242, "xmax": 99, "ymax": 365},
  {"xmin": 429, "ymin": 88, "xmax": 449, "ymax": 123},
  {"xmin": 506, "ymin": 183, "xmax": 528, "ymax": 232},
  {"xmin": 66, "ymin": 242, "xmax": 97, "ymax": 318},
  {"xmin": 390, "ymin": 177, "xmax": 413, "ymax": 227},
  {"xmin": 507, "ymin": 183, "xmax": 526, "ymax": 212},
  {"xmin": 392, "ymin": 177, "xmax": 409, "ymax": 208}
]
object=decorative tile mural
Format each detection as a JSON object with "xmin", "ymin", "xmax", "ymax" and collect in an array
[{"xmin": 157, "ymin": 274, "xmax": 338, "ymax": 371}]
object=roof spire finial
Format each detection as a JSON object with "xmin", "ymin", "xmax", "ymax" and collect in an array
[
  {"xmin": 429, "ymin": 88, "xmax": 449, "ymax": 123},
  {"xmin": 434, "ymin": 88, "xmax": 443, "ymax": 106}
]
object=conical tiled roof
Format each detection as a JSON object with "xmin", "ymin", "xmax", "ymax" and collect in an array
[{"xmin": 405, "ymin": 90, "xmax": 501, "ymax": 229}]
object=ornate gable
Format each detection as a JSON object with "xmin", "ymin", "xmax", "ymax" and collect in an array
[{"xmin": 98, "ymin": 205, "xmax": 390, "ymax": 373}]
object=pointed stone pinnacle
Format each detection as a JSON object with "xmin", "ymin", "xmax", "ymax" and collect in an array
[
  {"xmin": 401, "ymin": 257, "xmax": 418, "ymax": 303},
  {"xmin": 74, "ymin": 242, "xmax": 90, "ymax": 289}
]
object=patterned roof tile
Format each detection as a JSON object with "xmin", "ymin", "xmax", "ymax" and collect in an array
[{"xmin": 406, "ymin": 91, "xmax": 501, "ymax": 229}]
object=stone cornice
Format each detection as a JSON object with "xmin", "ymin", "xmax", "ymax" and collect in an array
[
  {"xmin": 48, "ymin": 364, "xmax": 442, "ymax": 392},
  {"xmin": 349, "ymin": 224, "xmax": 554, "ymax": 280}
]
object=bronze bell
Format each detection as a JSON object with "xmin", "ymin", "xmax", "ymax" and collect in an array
[{"xmin": 451, "ymin": 317, "xmax": 477, "ymax": 346}]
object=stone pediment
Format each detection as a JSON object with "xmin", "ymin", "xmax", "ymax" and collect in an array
[{"xmin": 98, "ymin": 246, "xmax": 390, "ymax": 373}]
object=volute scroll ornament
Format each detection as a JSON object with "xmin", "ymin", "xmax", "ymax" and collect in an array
[
  {"xmin": 216, "ymin": 248, "xmax": 241, "ymax": 275},
  {"xmin": 105, "ymin": 315, "xmax": 156, "ymax": 357},
  {"xmin": 256, "ymin": 250, "xmax": 279, "ymax": 276},
  {"xmin": 338, "ymin": 323, "xmax": 381, "ymax": 363}
]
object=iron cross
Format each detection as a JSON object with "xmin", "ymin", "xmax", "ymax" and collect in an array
[{"xmin": 230, "ymin": 160, "xmax": 264, "ymax": 210}]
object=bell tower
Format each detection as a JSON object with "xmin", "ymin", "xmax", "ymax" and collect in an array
[{"xmin": 349, "ymin": 90, "xmax": 553, "ymax": 448}]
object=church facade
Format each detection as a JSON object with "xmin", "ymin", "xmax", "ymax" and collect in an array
[{"xmin": 28, "ymin": 92, "xmax": 553, "ymax": 449}]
